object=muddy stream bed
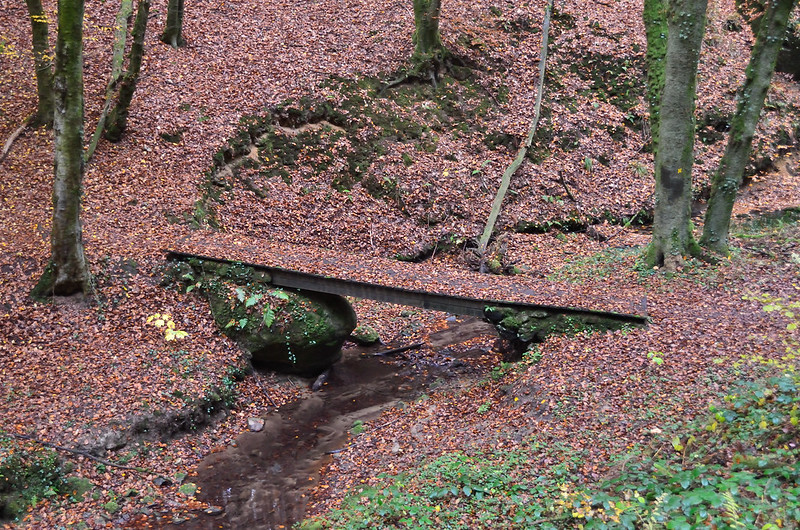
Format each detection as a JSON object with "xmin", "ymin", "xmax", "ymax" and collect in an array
[{"xmin": 171, "ymin": 318, "xmax": 497, "ymax": 529}]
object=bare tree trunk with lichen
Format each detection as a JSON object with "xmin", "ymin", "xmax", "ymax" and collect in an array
[
  {"xmin": 32, "ymin": 0, "xmax": 90, "ymax": 299},
  {"xmin": 645, "ymin": 0, "xmax": 707, "ymax": 270},
  {"xmin": 105, "ymin": 0, "xmax": 150, "ymax": 142},
  {"xmin": 700, "ymin": 0, "xmax": 797, "ymax": 254},
  {"xmin": 160, "ymin": 0, "xmax": 185, "ymax": 48},
  {"xmin": 25, "ymin": 0, "xmax": 54, "ymax": 127}
]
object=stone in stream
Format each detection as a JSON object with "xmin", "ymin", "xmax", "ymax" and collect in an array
[{"xmin": 248, "ymin": 418, "xmax": 265, "ymax": 432}]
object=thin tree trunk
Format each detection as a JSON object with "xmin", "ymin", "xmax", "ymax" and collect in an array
[
  {"xmin": 25, "ymin": 0, "xmax": 54, "ymax": 127},
  {"xmin": 160, "ymin": 0, "xmax": 185, "ymax": 48},
  {"xmin": 105, "ymin": 0, "xmax": 150, "ymax": 143},
  {"xmin": 85, "ymin": 0, "xmax": 133, "ymax": 161},
  {"xmin": 643, "ymin": 0, "xmax": 668, "ymax": 150},
  {"xmin": 32, "ymin": 0, "xmax": 89, "ymax": 299},
  {"xmin": 477, "ymin": 0, "xmax": 554, "ymax": 269},
  {"xmin": 645, "ymin": 0, "xmax": 708, "ymax": 270},
  {"xmin": 700, "ymin": 0, "xmax": 797, "ymax": 254}
]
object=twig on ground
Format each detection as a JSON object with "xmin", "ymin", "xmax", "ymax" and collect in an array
[
  {"xmin": 373, "ymin": 342, "xmax": 424, "ymax": 357},
  {"xmin": 253, "ymin": 370, "xmax": 280, "ymax": 408}
]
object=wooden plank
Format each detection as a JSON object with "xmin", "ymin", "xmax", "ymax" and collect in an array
[{"xmin": 165, "ymin": 249, "xmax": 649, "ymax": 326}]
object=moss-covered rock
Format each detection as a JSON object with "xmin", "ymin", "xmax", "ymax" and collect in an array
[
  {"xmin": 484, "ymin": 306, "xmax": 632, "ymax": 355},
  {"xmin": 0, "ymin": 439, "xmax": 64, "ymax": 521},
  {"xmin": 351, "ymin": 324, "xmax": 381, "ymax": 345},
  {"xmin": 173, "ymin": 260, "xmax": 356, "ymax": 375},
  {"xmin": 207, "ymin": 285, "xmax": 355, "ymax": 374}
]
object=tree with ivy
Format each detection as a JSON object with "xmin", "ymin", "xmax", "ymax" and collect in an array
[
  {"xmin": 642, "ymin": 0, "xmax": 668, "ymax": 150},
  {"xmin": 700, "ymin": 0, "xmax": 798, "ymax": 254},
  {"xmin": 644, "ymin": 0, "xmax": 708, "ymax": 270},
  {"xmin": 32, "ymin": 0, "xmax": 91, "ymax": 298},
  {"xmin": 160, "ymin": 0, "xmax": 185, "ymax": 48}
]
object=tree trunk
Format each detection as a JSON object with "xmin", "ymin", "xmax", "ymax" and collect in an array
[
  {"xmin": 700, "ymin": 0, "xmax": 797, "ymax": 254},
  {"xmin": 413, "ymin": 0, "xmax": 442, "ymax": 57},
  {"xmin": 32, "ymin": 0, "xmax": 89, "ymax": 299},
  {"xmin": 105, "ymin": 0, "xmax": 150, "ymax": 143},
  {"xmin": 643, "ymin": 0, "xmax": 668, "ymax": 150},
  {"xmin": 645, "ymin": 0, "xmax": 708, "ymax": 270},
  {"xmin": 411, "ymin": 0, "xmax": 445, "ymax": 79},
  {"xmin": 160, "ymin": 0, "xmax": 185, "ymax": 48},
  {"xmin": 25, "ymin": 0, "xmax": 54, "ymax": 128}
]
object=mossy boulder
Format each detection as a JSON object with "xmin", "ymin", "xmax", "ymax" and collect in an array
[
  {"xmin": 0, "ymin": 440, "xmax": 64, "ymax": 521},
  {"xmin": 172, "ymin": 260, "xmax": 356, "ymax": 375},
  {"xmin": 483, "ymin": 306, "xmax": 631, "ymax": 355},
  {"xmin": 170, "ymin": 259, "xmax": 356, "ymax": 375},
  {"xmin": 351, "ymin": 324, "xmax": 381, "ymax": 345},
  {"xmin": 206, "ymin": 283, "xmax": 356, "ymax": 374}
]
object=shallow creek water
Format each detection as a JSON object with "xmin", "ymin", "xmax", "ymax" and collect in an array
[{"xmin": 175, "ymin": 318, "xmax": 496, "ymax": 529}]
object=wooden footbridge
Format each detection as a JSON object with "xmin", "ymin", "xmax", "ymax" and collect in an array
[{"xmin": 167, "ymin": 232, "xmax": 648, "ymax": 334}]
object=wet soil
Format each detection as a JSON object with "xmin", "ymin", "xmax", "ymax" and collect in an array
[{"xmin": 169, "ymin": 318, "xmax": 497, "ymax": 529}]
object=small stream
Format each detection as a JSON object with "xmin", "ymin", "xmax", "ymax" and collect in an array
[{"xmin": 172, "ymin": 318, "xmax": 496, "ymax": 529}]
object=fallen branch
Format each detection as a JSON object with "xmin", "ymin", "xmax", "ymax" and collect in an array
[
  {"xmin": 604, "ymin": 205, "xmax": 648, "ymax": 242},
  {"xmin": 373, "ymin": 342, "xmax": 424, "ymax": 357},
  {"xmin": 477, "ymin": 0, "xmax": 554, "ymax": 271},
  {"xmin": 255, "ymin": 372, "xmax": 280, "ymax": 407},
  {"xmin": 6, "ymin": 433, "xmax": 150, "ymax": 473},
  {"xmin": 0, "ymin": 115, "xmax": 33, "ymax": 164},
  {"xmin": 558, "ymin": 173, "xmax": 576, "ymax": 202}
]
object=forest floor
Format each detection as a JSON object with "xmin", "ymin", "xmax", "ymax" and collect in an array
[{"xmin": 0, "ymin": 0, "xmax": 799, "ymax": 527}]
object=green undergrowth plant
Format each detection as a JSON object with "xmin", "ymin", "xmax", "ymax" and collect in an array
[
  {"xmin": 299, "ymin": 443, "xmax": 583, "ymax": 529},
  {"xmin": 560, "ymin": 375, "xmax": 800, "ymax": 528},
  {"xmin": 737, "ymin": 294, "xmax": 800, "ymax": 374},
  {"xmin": 0, "ymin": 437, "xmax": 65, "ymax": 521}
]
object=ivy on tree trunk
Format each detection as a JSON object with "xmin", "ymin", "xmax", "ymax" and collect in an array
[
  {"xmin": 645, "ymin": 0, "xmax": 708, "ymax": 270},
  {"xmin": 32, "ymin": 0, "xmax": 90, "ymax": 299},
  {"xmin": 25, "ymin": 0, "xmax": 54, "ymax": 127},
  {"xmin": 160, "ymin": 0, "xmax": 185, "ymax": 49},
  {"xmin": 643, "ymin": 0, "xmax": 668, "ymax": 150},
  {"xmin": 105, "ymin": 0, "xmax": 151, "ymax": 143},
  {"xmin": 700, "ymin": 0, "xmax": 797, "ymax": 254}
]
